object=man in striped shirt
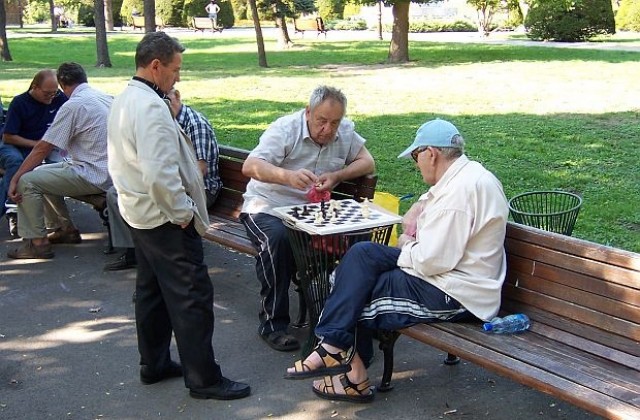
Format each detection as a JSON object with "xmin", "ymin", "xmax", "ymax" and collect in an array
[{"xmin": 7, "ymin": 62, "xmax": 112, "ymax": 259}]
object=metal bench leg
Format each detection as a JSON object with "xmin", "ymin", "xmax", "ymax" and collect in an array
[
  {"xmin": 291, "ymin": 271, "xmax": 308, "ymax": 328},
  {"xmin": 377, "ymin": 330, "xmax": 400, "ymax": 392},
  {"xmin": 444, "ymin": 353, "xmax": 460, "ymax": 365}
]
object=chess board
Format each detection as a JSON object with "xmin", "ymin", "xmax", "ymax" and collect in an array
[{"xmin": 273, "ymin": 199, "xmax": 402, "ymax": 236}]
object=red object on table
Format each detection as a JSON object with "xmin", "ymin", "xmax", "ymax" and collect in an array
[{"xmin": 306, "ymin": 186, "xmax": 331, "ymax": 203}]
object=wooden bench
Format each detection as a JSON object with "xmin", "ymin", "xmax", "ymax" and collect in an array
[
  {"xmin": 293, "ymin": 17, "xmax": 328, "ymax": 38},
  {"xmin": 378, "ymin": 222, "xmax": 640, "ymax": 419},
  {"xmin": 131, "ymin": 16, "xmax": 165, "ymax": 31},
  {"xmin": 203, "ymin": 145, "xmax": 378, "ymax": 324},
  {"xmin": 192, "ymin": 17, "xmax": 223, "ymax": 33}
]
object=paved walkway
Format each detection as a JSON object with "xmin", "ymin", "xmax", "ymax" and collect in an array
[{"xmin": 0, "ymin": 202, "xmax": 601, "ymax": 419}]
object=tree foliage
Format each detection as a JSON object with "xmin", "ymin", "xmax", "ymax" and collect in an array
[
  {"xmin": 525, "ymin": 0, "xmax": 615, "ymax": 41},
  {"xmin": 466, "ymin": 0, "xmax": 501, "ymax": 36},
  {"xmin": 616, "ymin": 0, "xmax": 640, "ymax": 31},
  {"xmin": 317, "ymin": 0, "xmax": 344, "ymax": 20}
]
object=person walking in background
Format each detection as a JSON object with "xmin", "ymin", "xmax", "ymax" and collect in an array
[
  {"xmin": 6, "ymin": 63, "xmax": 112, "ymax": 259},
  {"xmin": 0, "ymin": 69, "xmax": 68, "ymax": 237},
  {"xmin": 240, "ymin": 85, "xmax": 375, "ymax": 352},
  {"xmin": 107, "ymin": 32, "xmax": 250, "ymax": 400},
  {"xmin": 205, "ymin": 0, "xmax": 221, "ymax": 28}
]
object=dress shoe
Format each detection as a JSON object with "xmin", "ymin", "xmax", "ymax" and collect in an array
[
  {"xmin": 7, "ymin": 239, "xmax": 54, "ymax": 259},
  {"xmin": 189, "ymin": 377, "xmax": 251, "ymax": 400},
  {"xmin": 140, "ymin": 360, "xmax": 183, "ymax": 385},
  {"xmin": 104, "ymin": 248, "xmax": 137, "ymax": 271}
]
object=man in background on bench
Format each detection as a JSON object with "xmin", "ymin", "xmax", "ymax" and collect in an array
[
  {"xmin": 0, "ymin": 69, "xmax": 68, "ymax": 238},
  {"xmin": 6, "ymin": 63, "xmax": 112, "ymax": 260},
  {"xmin": 285, "ymin": 119, "xmax": 509, "ymax": 403},
  {"xmin": 240, "ymin": 85, "xmax": 375, "ymax": 352},
  {"xmin": 104, "ymin": 88, "xmax": 222, "ymax": 271}
]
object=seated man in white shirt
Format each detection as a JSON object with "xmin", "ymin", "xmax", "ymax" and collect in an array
[{"xmin": 284, "ymin": 119, "xmax": 509, "ymax": 403}]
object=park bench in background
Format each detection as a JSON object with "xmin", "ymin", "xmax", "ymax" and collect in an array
[
  {"xmin": 131, "ymin": 16, "xmax": 165, "ymax": 31},
  {"xmin": 378, "ymin": 222, "xmax": 640, "ymax": 419},
  {"xmin": 192, "ymin": 17, "xmax": 223, "ymax": 33},
  {"xmin": 293, "ymin": 17, "xmax": 328, "ymax": 38},
  {"xmin": 203, "ymin": 145, "xmax": 378, "ymax": 323}
]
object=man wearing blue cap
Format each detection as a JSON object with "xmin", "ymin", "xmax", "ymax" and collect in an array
[{"xmin": 284, "ymin": 119, "xmax": 509, "ymax": 403}]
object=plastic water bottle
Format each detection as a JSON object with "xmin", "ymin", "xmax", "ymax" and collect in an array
[{"xmin": 482, "ymin": 314, "xmax": 530, "ymax": 334}]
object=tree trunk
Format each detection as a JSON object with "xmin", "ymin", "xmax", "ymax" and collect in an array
[
  {"xmin": 275, "ymin": 16, "xmax": 292, "ymax": 48},
  {"xmin": 104, "ymin": 0, "xmax": 114, "ymax": 31},
  {"xmin": 94, "ymin": 0, "xmax": 112, "ymax": 67},
  {"xmin": 248, "ymin": 0, "xmax": 267, "ymax": 67},
  {"xmin": 377, "ymin": 0, "xmax": 383, "ymax": 41},
  {"xmin": 0, "ymin": 0, "xmax": 13, "ymax": 61},
  {"xmin": 49, "ymin": 0, "xmax": 57, "ymax": 32},
  {"xmin": 387, "ymin": 2, "xmax": 409, "ymax": 63},
  {"xmin": 144, "ymin": 0, "xmax": 156, "ymax": 33}
]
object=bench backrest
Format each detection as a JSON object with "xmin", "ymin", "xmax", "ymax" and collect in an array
[
  {"xmin": 214, "ymin": 145, "xmax": 377, "ymax": 220},
  {"xmin": 193, "ymin": 17, "xmax": 213, "ymax": 29},
  {"xmin": 502, "ymin": 222, "xmax": 640, "ymax": 366}
]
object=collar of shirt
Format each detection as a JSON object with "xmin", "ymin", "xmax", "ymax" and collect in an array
[
  {"xmin": 175, "ymin": 103, "xmax": 187, "ymax": 126},
  {"xmin": 132, "ymin": 76, "xmax": 165, "ymax": 99},
  {"xmin": 68, "ymin": 82, "xmax": 90, "ymax": 98}
]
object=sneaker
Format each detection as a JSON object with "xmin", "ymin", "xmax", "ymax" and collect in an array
[
  {"xmin": 7, "ymin": 240, "xmax": 54, "ymax": 259},
  {"xmin": 47, "ymin": 228, "xmax": 82, "ymax": 244},
  {"xmin": 7, "ymin": 213, "xmax": 19, "ymax": 238}
]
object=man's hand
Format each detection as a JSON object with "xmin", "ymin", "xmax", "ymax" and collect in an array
[
  {"xmin": 288, "ymin": 168, "xmax": 318, "ymax": 191},
  {"xmin": 402, "ymin": 201, "xmax": 425, "ymax": 238},
  {"xmin": 8, "ymin": 177, "xmax": 22, "ymax": 204},
  {"xmin": 315, "ymin": 172, "xmax": 340, "ymax": 192},
  {"xmin": 397, "ymin": 233, "xmax": 415, "ymax": 249}
]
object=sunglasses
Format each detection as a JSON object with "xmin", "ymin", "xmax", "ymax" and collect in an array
[
  {"xmin": 39, "ymin": 88, "xmax": 60, "ymax": 98},
  {"xmin": 411, "ymin": 147, "xmax": 428, "ymax": 162}
]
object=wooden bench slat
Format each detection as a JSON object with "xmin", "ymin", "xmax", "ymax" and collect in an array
[
  {"xmin": 503, "ymin": 284, "xmax": 640, "ymax": 341},
  {"xmin": 506, "ymin": 223, "xmax": 640, "ymax": 272},
  {"xmin": 507, "ymin": 254, "xmax": 640, "ymax": 307},
  {"xmin": 430, "ymin": 323, "xmax": 640, "ymax": 397},
  {"xmin": 501, "ymin": 300, "xmax": 640, "ymax": 357},
  {"xmin": 401, "ymin": 323, "xmax": 640, "ymax": 419},
  {"xmin": 505, "ymin": 269, "xmax": 640, "ymax": 323}
]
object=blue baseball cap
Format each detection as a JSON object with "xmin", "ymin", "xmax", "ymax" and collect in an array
[{"xmin": 398, "ymin": 119, "xmax": 460, "ymax": 158}]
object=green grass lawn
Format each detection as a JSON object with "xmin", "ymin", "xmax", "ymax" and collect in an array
[{"xmin": 1, "ymin": 32, "xmax": 639, "ymax": 252}]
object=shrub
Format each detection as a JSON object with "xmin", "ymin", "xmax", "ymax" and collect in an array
[
  {"xmin": 327, "ymin": 18, "xmax": 367, "ymax": 30},
  {"xmin": 121, "ymin": 0, "xmax": 144, "ymax": 25},
  {"xmin": 230, "ymin": 0, "xmax": 248, "ymax": 20},
  {"xmin": 617, "ymin": 0, "xmax": 640, "ymax": 31},
  {"xmin": 406, "ymin": 19, "xmax": 477, "ymax": 33},
  {"xmin": 525, "ymin": 0, "xmax": 615, "ymax": 42}
]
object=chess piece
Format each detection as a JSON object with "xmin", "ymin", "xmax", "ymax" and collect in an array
[
  {"xmin": 302, "ymin": 205, "xmax": 309, "ymax": 216},
  {"xmin": 292, "ymin": 207, "xmax": 300, "ymax": 218},
  {"xmin": 333, "ymin": 200, "xmax": 342, "ymax": 210},
  {"xmin": 330, "ymin": 210, "xmax": 338, "ymax": 223},
  {"xmin": 314, "ymin": 211, "xmax": 323, "ymax": 225},
  {"xmin": 361, "ymin": 206, "xmax": 371, "ymax": 219}
]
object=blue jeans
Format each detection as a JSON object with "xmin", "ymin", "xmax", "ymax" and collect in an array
[
  {"xmin": 315, "ymin": 242, "xmax": 469, "ymax": 351},
  {"xmin": 0, "ymin": 144, "xmax": 30, "ymax": 217}
]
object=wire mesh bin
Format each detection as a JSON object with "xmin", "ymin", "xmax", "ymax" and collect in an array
[{"xmin": 508, "ymin": 191, "xmax": 583, "ymax": 236}]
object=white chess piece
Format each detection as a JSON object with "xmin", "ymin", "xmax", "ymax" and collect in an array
[
  {"xmin": 314, "ymin": 211, "xmax": 323, "ymax": 225},
  {"xmin": 330, "ymin": 211, "xmax": 338, "ymax": 223},
  {"xmin": 333, "ymin": 200, "xmax": 342, "ymax": 210},
  {"xmin": 361, "ymin": 206, "xmax": 371, "ymax": 219}
]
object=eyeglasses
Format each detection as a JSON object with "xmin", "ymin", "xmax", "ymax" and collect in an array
[
  {"xmin": 411, "ymin": 147, "xmax": 428, "ymax": 162},
  {"xmin": 39, "ymin": 88, "xmax": 59, "ymax": 98}
]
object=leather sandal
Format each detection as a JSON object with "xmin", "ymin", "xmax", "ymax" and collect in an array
[
  {"xmin": 284, "ymin": 344, "xmax": 351, "ymax": 380},
  {"xmin": 312, "ymin": 374, "xmax": 375, "ymax": 403}
]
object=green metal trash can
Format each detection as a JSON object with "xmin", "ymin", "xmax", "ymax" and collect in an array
[{"xmin": 508, "ymin": 191, "xmax": 583, "ymax": 236}]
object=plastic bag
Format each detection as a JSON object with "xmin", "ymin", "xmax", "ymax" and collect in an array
[{"xmin": 372, "ymin": 192, "xmax": 400, "ymax": 247}]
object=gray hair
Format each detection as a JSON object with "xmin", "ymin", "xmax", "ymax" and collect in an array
[
  {"xmin": 135, "ymin": 32, "xmax": 185, "ymax": 68},
  {"xmin": 309, "ymin": 85, "xmax": 347, "ymax": 115},
  {"xmin": 435, "ymin": 134, "xmax": 465, "ymax": 159}
]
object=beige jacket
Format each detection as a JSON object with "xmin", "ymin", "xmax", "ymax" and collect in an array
[{"xmin": 107, "ymin": 80, "xmax": 209, "ymax": 235}]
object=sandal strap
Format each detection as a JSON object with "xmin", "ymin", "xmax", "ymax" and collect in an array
[
  {"xmin": 340, "ymin": 374, "xmax": 372, "ymax": 396},
  {"xmin": 315, "ymin": 345, "xmax": 348, "ymax": 369}
]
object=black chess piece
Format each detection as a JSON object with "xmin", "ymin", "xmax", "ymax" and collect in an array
[
  {"xmin": 291, "ymin": 207, "xmax": 301, "ymax": 218},
  {"xmin": 302, "ymin": 205, "xmax": 309, "ymax": 216}
]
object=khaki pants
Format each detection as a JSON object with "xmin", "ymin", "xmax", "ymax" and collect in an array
[{"xmin": 17, "ymin": 162, "xmax": 103, "ymax": 239}]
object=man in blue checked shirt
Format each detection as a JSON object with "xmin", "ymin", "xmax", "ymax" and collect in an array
[{"xmin": 103, "ymin": 89, "xmax": 221, "ymax": 271}]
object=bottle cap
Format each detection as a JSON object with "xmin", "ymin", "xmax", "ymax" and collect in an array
[{"xmin": 482, "ymin": 323, "xmax": 493, "ymax": 331}]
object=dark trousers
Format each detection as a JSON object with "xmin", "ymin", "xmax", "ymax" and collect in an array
[
  {"xmin": 240, "ymin": 212, "xmax": 295, "ymax": 336},
  {"xmin": 130, "ymin": 221, "xmax": 222, "ymax": 389},
  {"xmin": 316, "ymin": 242, "xmax": 469, "ymax": 351}
]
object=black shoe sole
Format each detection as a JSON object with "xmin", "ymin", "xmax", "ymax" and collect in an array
[{"xmin": 189, "ymin": 388, "xmax": 251, "ymax": 400}]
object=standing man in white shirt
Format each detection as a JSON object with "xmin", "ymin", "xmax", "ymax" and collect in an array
[
  {"xmin": 107, "ymin": 32, "xmax": 250, "ymax": 400},
  {"xmin": 284, "ymin": 119, "xmax": 509, "ymax": 403}
]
